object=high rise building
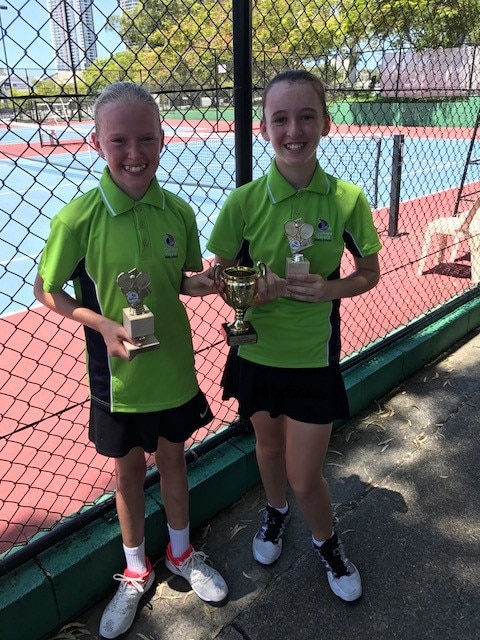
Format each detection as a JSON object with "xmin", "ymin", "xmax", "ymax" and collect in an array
[
  {"xmin": 47, "ymin": 0, "xmax": 98, "ymax": 72},
  {"xmin": 119, "ymin": 0, "xmax": 138, "ymax": 10}
]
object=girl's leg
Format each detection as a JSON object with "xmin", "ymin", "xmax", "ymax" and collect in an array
[
  {"xmin": 99, "ymin": 449, "xmax": 153, "ymax": 639},
  {"xmin": 285, "ymin": 419, "xmax": 362, "ymax": 602},
  {"xmin": 250, "ymin": 412, "xmax": 289, "ymax": 565},
  {"xmin": 156, "ymin": 436, "xmax": 229, "ymax": 604},
  {"xmin": 114, "ymin": 446, "xmax": 147, "ymax": 548},
  {"xmin": 285, "ymin": 419, "xmax": 333, "ymax": 541},
  {"xmin": 250, "ymin": 411, "xmax": 288, "ymax": 508},
  {"xmin": 154, "ymin": 436, "xmax": 189, "ymax": 530}
]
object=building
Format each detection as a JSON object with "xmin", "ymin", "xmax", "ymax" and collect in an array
[
  {"xmin": 119, "ymin": 0, "xmax": 138, "ymax": 10},
  {"xmin": 47, "ymin": 0, "xmax": 98, "ymax": 72},
  {"xmin": 380, "ymin": 45, "xmax": 480, "ymax": 98}
]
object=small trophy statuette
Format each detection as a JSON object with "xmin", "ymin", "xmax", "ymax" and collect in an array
[
  {"xmin": 213, "ymin": 262, "xmax": 267, "ymax": 345},
  {"xmin": 285, "ymin": 218, "xmax": 313, "ymax": 275},
  {"xmin": 117, "ymin": 268, "xmax": 160, "ymax": 358}
]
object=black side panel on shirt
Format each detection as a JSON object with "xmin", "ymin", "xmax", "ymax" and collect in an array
[{"xmin": 72, "ymin": 258, "xmax": 112, "ymax": 410}]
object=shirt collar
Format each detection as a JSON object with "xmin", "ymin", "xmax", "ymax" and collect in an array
[
  {"xmin": 266, "ymin": 159, "xmax": 331, "ymax": 204},
  {"xmin": 97, "ymin": 167, "xmax": 165, "ymax": 216}
]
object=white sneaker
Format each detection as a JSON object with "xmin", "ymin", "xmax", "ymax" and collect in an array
[
  {"xmin": 165, "ymin": 543, "xmax": 228, "ymax": 605},
  {"xmin": 315, "ymin": 533, "xmax": 362, "ymax": 602},
  {"xmin": 99, "ymin": 559, "xmax": 155, "ymax": 639}
]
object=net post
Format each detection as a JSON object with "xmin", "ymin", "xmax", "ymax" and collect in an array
[{"xmin": 388, "ymin": 134, "xmax": 404, "ymax": 237}]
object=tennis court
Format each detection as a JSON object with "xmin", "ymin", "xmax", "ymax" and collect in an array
[
  {"xmin": 2, "ymin": 118, "xmax": 480, "ymax": 558},
  {"xmin": 1, "ymin": 120, "xmax": 478, "ymax": 315}
]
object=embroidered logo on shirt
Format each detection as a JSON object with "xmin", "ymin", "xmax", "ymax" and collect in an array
[
  {"xmin": 164, "ymin": 233, "xmax": 178, "ymax": 258},
  {"xmin": 315, "ymin": 218, "xmax": 332, "ymax": 241}
]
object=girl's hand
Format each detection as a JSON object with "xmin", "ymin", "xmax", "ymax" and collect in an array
[
  {"xmin": 181, "ymin": 266, "xmax": 216, "ymax": 297},
  {"xmin": 286, "ymin": 273, "xmax": 330, "ymax": 302},
  {"xmin": 252, "ymin": 266, "xmax": 287, "ymax": 305},
  {"xmin": 285, "ymin": 253, "xmax": 380, "ymax": 302},
  {"xmin": 98, "ymin": 316, "xmax": 137, "ymax": 361}
]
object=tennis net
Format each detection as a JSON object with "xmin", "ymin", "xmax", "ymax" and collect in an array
[
  {"xmin": 159, "ymin": 133, "xmax": 387, "ymax": 208},
  {"xmin": 38, "ymin": 122, "xmax": 94, "ymax": 148},
  {"xmin": 1, "ymin": 124, "xmax": 388, "ymax": 207}
]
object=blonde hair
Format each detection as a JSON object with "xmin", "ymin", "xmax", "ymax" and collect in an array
[{"xmin": 93, "ymin": 82, "xmax": 160, "ymax": 132}]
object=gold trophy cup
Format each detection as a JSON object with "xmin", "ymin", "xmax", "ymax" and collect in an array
[
  {"xmin": 213, "ymin": 263, "xmax": 267, "ymax": 345},
  {"xmin": 117, "ymin": 268, "xmax": 160, "ymax": 358}
]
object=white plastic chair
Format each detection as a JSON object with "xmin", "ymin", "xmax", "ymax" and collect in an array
[{"xmin": 418, "ymin": 196, "xmax": 480, "ymax": 283}]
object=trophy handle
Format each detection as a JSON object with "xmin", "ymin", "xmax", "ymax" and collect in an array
[
  {"xmin": 257, "ymin": 261, "xmax": 268, "ymax": 289},
  {"xmin": 213, "ymin": 263, "xmax": 223, "ymax": 289},
  {"xmin": 213, "ymin": 263, "xmax": 227, "ymax": 303}
]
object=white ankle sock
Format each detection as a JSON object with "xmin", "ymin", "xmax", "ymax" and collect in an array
[
  {"xmin": 123, "ymin": 539, "xmax": 147, "ymax": 574},
  {"xmin": 269, "ymin": 502, "xmax": 289, "ymax": 515},
  {"xmin": 168, "ymin": 523, "xmax": 190, "ymax": 558},
  {"xmin": 312, "ymin": 531, "xmax": 334, "ymax": 548}
]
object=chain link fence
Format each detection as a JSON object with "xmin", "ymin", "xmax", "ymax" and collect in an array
[{"xmin": 1, "ymin": 0, "xmax": 480, "ymax": 571}]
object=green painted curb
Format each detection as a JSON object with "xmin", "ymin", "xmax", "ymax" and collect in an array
[{"xmin": 1, "ymin": 296, "xmax": 480, "ymax": 640}]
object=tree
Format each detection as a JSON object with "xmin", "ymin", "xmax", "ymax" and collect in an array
[
  {"xmin": 338, "ymin": 0, "xmax": 480, "ymax": 49},
  {"xmin": 109, "ymin": 0, "xmax": 343, "ymax": 91}
]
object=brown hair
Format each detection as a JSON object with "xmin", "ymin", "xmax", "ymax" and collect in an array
[{"xmin": 262, "ymin": 70, "xmax": 328, "ymax": 117}]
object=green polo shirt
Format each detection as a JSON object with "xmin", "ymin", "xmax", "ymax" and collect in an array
[
  {"xmin": 38, "ymin": 168, "xmax": 203, "ymax": 412},
  {"xmin": 207, "ymin": 160, "xmax": 382, "ymax": 367}
]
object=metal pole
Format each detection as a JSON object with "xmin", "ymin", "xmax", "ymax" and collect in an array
[
  {"xmin": 233, "ymin": 0, "xmax": 252, "ymax": 188},
  {"xmin": 388, "ymin": 134, "xmax": 404, "ymax": 237},
  {"xmin": 0, "ymin": 5, "xmax": 13, "ymax": 119}
]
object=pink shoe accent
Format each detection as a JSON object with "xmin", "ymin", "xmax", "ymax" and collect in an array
[
  {"xmin": 166, "ymin": 543, "xmax": 194, "ymax": 566},
  {"xmin": 123, "ymin": 557, "xmax": 153, "ymax": 582}
]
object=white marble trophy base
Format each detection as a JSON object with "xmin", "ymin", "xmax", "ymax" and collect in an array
[
  {"xmin": 122, "ymin": 306, "xmax": 159, "ymax": 357},
  {"xmin": 286, "ymin": 255, "xmax": 310, "ymax": 275}
]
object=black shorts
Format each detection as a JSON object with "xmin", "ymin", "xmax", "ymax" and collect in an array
[
  {"xmin": 221, "ymin": 347, "xmax": 350, "ymax": 425},
  {"xmin": 88, "ymin": 389, "xmax": 213, "ymax": 458}
]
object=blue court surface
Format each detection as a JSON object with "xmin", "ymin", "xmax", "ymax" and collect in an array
[{"xmin": 1, "ymin": 127, "xmax": 478, "ymax": 315}]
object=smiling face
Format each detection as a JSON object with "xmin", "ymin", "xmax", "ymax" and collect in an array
[
  {"xmin": 260, "ymin": 79, "xmax": 331, "ymax": 189},
  {"xmin": 91, "ymin": 101, "xmax": 164, "ymax": 201}
]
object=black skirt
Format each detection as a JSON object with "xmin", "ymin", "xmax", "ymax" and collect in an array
[
  {"xmin": 89, "ymin": 389, "xmax": 213, "ymax": 457},
  {"xmin": 221, "ymin": 347, "xmax": 350, "ymax": 425}
]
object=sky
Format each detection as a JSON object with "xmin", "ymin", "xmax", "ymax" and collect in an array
[{"xmin": 1, "ymin": 0, "xmax": 124, "ymax": 78}]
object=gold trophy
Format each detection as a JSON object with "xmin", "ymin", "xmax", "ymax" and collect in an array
[
  {"xmin": 117, "ymin": 268, "xmax": 160, "ymax": 358},
  {"xmin": 213, "ymin": 262, "xmax": 267, "ymax": 345},
  {"xmin": 285, "ymin": 218, "xmax": 314, "ymax": 275}
]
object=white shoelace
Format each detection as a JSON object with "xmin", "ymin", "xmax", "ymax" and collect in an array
[{"xmin": 112, "ymin": 572, "xmax": 146, "ymax": 594}]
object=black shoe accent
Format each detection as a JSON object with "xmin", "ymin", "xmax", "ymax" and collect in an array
[
  {"xmin": 316, "ymin": 532, "xmax": 352, "ymax": 578},
  {"xmin": 257, "ymin": 504, "xmax": 290, "ymax": 543}
]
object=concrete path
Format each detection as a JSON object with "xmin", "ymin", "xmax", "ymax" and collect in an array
[{"xmin": 51, "ymin": 329, "xmax": 480, "ymax": 640}]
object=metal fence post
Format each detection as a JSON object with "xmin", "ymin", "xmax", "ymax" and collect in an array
[
  {"xmin": 233, "ymin": 0, "xmax": 252, "ymax": 188},
  {"xmin": 389, "ymin": 133, "xmax": 404, "ymax": 236}
]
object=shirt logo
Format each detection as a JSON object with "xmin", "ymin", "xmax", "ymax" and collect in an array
[
  {"xmin": 315, "ymin": 218, "xmax": 332, "ymax": 242},
  {"xmin": 164, "ymin": 233, "xmax": 178, "ymax": 258}
]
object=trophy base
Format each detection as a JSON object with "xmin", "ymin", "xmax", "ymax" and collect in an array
[
  {"xmin": 123, "ymin": 307, "xmax": 155, "ymax": 339},
  {"xmin": 123, "ymin": 334, "xmax": 160, "ymax": 359},
  {"xmin": 286, "ymin": 256, "xmax": 310, "ymax": 275},
  {"xmin": 222, "ymin": 322, "xmax": 258, "ymax": 346}
]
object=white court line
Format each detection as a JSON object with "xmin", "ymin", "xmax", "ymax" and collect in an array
[{"xmin": 0, "ymin": 252, "xmax": 40, "ymax": 266}]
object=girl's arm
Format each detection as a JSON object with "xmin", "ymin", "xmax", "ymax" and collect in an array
[
  {"xmin": 285, "ymin": 253, "xmax": 380, "ymax": 302},
  {"xmin": 180, "ymin": 265, "xmax": 217, "ymax": 297},
  {"xmin": 33, "ymin": 273, "xmax": 134, "ymax": 360}
]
